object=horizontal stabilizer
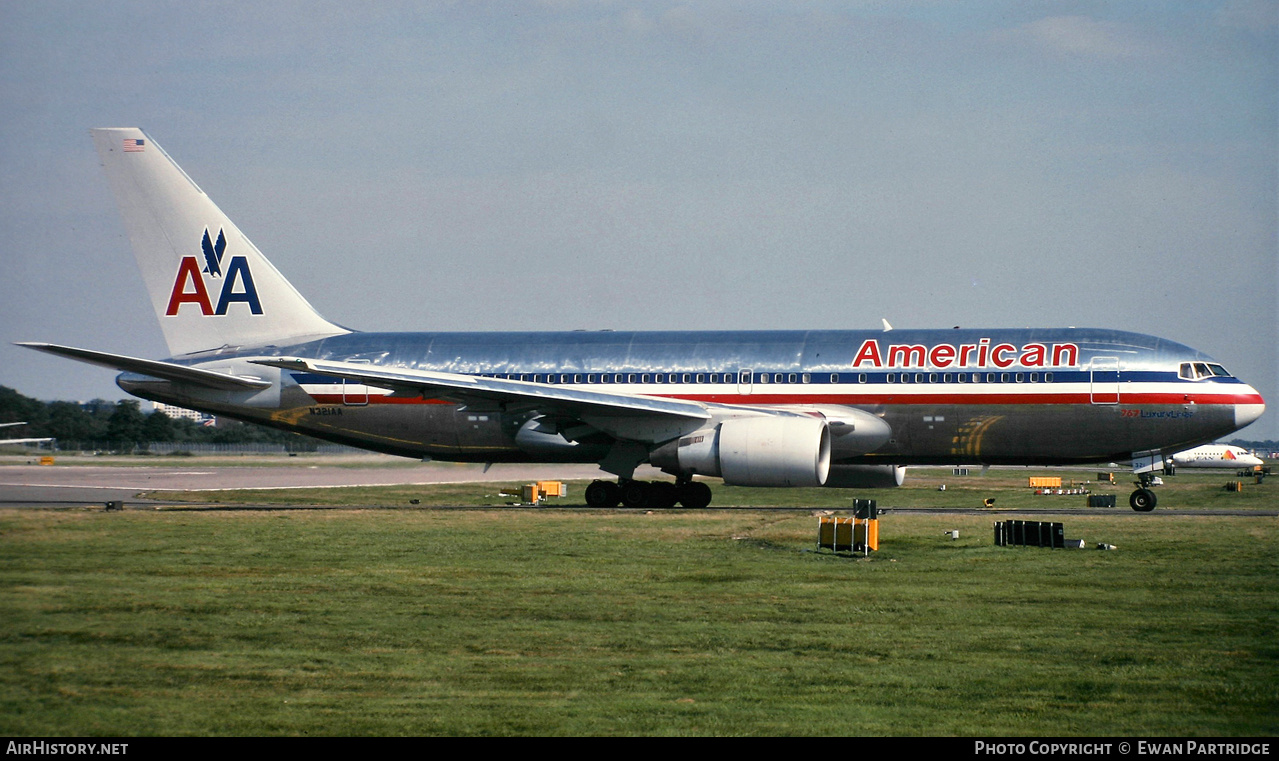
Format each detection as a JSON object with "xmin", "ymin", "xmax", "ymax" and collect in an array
[{"xmin": 17, "ymin": 343, "xmax": 272, "ymax": 391}]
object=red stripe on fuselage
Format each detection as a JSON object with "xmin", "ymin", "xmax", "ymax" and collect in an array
[
  {"xmin": 307, "ymin": 394, "xmax": 453, "ymax": 405},
  {"xmin": 303, "ymin": 391, "xmax": 1262, "ymax": 407}
]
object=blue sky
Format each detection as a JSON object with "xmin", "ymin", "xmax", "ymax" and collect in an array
[{"xmin": 1, "ymin": 1, "xmax": 1275, "ymax": 437}]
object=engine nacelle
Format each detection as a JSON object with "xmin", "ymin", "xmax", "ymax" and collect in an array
[
  {"xmin": 513, "ymin": 416, "xmax": 613, "ymax": 461},
  {"xmin": 650, "ymin": 416, "xmax": 831, "ymax": 487},
  {"xmin": 823, "ymin": 464, "xmax": 906, "ymax": 488}
]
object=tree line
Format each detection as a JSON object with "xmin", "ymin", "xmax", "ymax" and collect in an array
[{"xmin": 0, "ymin": 386, "xmax": 324, "ymax": 450}]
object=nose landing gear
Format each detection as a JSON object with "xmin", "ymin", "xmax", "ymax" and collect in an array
[
  {"xmin": 1129, "ymin": 487, "xmax": 1157, "ymax": 512},
  {"xmin": 1129, "ymin": 472, "xmax": 1160, "ymax": 512}
]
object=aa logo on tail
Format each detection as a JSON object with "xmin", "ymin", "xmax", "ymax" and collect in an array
[{"xmin": 166, "ymin": 228, "xmax": 263, "ymax": 316}]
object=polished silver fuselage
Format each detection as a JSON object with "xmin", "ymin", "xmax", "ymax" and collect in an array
[{"xmin": 119, "ymin": 327, "xmax": 1263, "ymax": 469}]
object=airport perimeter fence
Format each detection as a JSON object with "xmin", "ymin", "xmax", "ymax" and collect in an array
[{"xmin": 28, "ymin": 442, "xmax": 367, "ymax": 456}]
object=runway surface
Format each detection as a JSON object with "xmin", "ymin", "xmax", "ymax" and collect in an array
[
  {"xmin": 0, "ymin": 456, "xmax": 663, "ymax": 506},
  {"xmin": 1, "ymin": 455, "xmax": 1272, "ymax": 515}
]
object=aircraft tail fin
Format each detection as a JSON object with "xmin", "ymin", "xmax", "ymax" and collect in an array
[{"xmin": 90, "ymin": 128, "xmax": 348, "ymax": 357}]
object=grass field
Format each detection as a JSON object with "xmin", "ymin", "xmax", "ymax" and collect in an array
[{"xmin": 2, "ymin": 495, "xmax": 1276, "ymax": 735}]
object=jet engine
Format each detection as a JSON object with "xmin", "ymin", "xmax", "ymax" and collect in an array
[
  {"xmin": 650, "ymin": 416, "xmax": 831, "ymax": 487},
  {"xmin": 824, "ymin": 464, "xmax": 906, "ymax": 488}
]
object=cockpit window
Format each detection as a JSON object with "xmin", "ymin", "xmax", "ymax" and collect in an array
[
  {"xmin": 1181, "ymin": 362, "xmax": 1234, "ymax": 379},
  {"xmin": 1182, "ymin": 362, "xmax": 1232, "ymax": 379}
]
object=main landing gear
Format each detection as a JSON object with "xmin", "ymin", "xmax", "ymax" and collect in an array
[{"xmin": 584, "ymin": 479, "xmax": 713, "ymax": 509}]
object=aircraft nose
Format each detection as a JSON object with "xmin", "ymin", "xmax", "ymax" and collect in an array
[{"xmin": 1235, "ymin": 386, "xmax": 1265, "ymax": 429}]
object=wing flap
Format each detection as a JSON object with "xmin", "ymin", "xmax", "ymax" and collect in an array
[{"xmin": 254, "ymin": 357, "xmax": 713, "ymax": 433}]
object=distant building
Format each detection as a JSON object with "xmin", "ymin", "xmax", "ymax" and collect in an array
[{"xmin": 151, "ymin": 402, "xmax": 214, "ymax": 424}]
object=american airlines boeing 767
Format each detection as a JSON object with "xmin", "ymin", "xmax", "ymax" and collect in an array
[{"xmin": 19, "ymin": 129, "xmax": 1266, "ymax": 511}]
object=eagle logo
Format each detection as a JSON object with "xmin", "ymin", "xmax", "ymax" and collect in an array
[{"xmin": 201, "ymin": 228, "xmax": 227, "ymax": 277}]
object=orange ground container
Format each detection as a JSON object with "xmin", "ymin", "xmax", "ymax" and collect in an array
[{"xmin": 1028, "ymin": 476, "xmax": 1062, "ymax": 488}]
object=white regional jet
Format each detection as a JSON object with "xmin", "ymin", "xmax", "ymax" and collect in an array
[
  {"xmin": 1169, "ymin": 445, "xmax": 1264, "ymax": 470},
  {"xmin": 16, "ymin": 129, "xmax": 1268, "ymax": 511}
]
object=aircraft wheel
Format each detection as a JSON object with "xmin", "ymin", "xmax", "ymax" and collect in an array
[
  {"xmin": 621, "ymin": 480, "xmax": 651, "ymax": 509},
  {"xmin": 649, "ymin": 481, "xmax": 678, "ymax": 509},
  {"xmin": 677, "ymin": 481, "xmax": 712, "ymax": 509},
  {"xmin": 585, "ymin": 480, "xmax": 620, "ymax": 508},
  {"xmin": 1129, "ymin": 488, "xmax": 1157, "ymax": 512}
]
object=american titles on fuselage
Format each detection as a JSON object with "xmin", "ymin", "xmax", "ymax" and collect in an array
[{"xmin": 851, "ymin": 339, "xmax": 1078, "ymax": 369}]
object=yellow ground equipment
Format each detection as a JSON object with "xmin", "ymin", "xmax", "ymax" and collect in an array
[
  {"xmin": 817, "ymin": 499, "xmax": 879, "ymax": 555},
  {"xmin": 521, "ymin": 481, "xmax": 567, "ymax": 505}
]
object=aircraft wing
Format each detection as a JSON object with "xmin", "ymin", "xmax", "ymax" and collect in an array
[
  {"xmin": 17, "ymin": 343, "xmax": 273, "ymax": 391},
  {"xmin": 255, "ymin": 356, "xmax": 715, "ymax": 442},
  {"xmin": 0, "ymin": 438, "xmax": 55, "ymax": 445}
]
